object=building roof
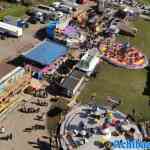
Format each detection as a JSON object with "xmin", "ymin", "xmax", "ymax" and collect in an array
[
  {"xmin": 22, "ymin": 40, "xmax": 68, "ymax": 66},
  {"xmin": 61, "ymin": 69, "xmax": 84, "ymax": 92},
  {"xmin": 0, "ymin": 63, "xmax": 16, "ymax": 79}
]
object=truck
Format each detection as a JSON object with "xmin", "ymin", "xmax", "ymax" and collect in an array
[
  {"xmin": 0, "ymin": 21, "xmax": 23, "ymax": 37},
  {"xmin": 3, "ymin": 16, "xmax": 29, "ymax": 29}
]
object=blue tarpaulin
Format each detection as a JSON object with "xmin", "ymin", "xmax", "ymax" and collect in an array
[{"xmin": 22, "ymin": 40, "xmax": 68, "ymax": 66}]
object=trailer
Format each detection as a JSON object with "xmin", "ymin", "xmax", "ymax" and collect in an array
[{"xmin": 0, "ymin": 21, "xmax": 23, "ymax": 37}]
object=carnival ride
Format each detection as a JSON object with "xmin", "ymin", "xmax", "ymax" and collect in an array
[{"xmin": 100, "ymin": 41, "xmax": 148, "ymax": 69}]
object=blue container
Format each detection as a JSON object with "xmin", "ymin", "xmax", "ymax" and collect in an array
[{"xmin": 47, "ymin": 21, "xmax": 58, "ymax": 38}]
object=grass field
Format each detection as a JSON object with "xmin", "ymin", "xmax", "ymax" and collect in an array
[
  {"xmin": 0, "ymin": 4, "xmax": 28, "ymax": 20},
  {"xmin": 142, "ymin": 0, "xmax": 150, "ymax": 4},
  {"xmin": 48, "ymin": 0, "xmax": 58, "ymax": 5},
  {"xmin": 79, "ymin": 18, "xmax": 150, "ymax": 121},
  {"xmin": 138, "ymin": 0, "xmax": 150, "ymax": 4}
]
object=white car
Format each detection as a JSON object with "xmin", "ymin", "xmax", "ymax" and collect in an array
[
  {"xmin": 55, "ymin": 11, "xmax": 64, "ymax": 19},
  {"xmin": 52, "ymin": 2, "xmax": 61, "ymax": 9}
]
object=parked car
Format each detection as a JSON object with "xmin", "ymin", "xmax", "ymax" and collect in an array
[
  {"xmin": 37, "ymin": 4, "xmax": 56, "ymax": 12},
  {"xmin": 143, "ymin": 10, "xmax": 150, "ymax": 16},
  {"xmin": 54, "ymin": 11, "xmax": 64, "ymax": 19},
  {"xmin": 28, "ymin": 15, "xmax": 37, "ymax": 24},
  {"xmin": 27, "ymin": 7, "xmax": 52, "ymax": 24},
  {"xmin": 0, "ymin": 28, "xmax": 8, "ymax": 40},
  {"xmin": 56, "ymin": 4, "xmax": 73, "ymax": 14},
  {"xmin": 18, "ymin": 19, "xmax": 29, "ymax": 28},
  {"xmin": 51, "ymin": 2, "xmax": 61, "ymax": 9}
]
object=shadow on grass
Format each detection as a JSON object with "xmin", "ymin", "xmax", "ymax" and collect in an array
[{"xmin": 143, "ymin": 67, "xmax": 150, "ymax": 96}]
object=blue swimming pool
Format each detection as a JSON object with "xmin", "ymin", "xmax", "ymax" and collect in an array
[{"xmin": 22, "ymin": 40, "xmax": 68, "ymax": 66}]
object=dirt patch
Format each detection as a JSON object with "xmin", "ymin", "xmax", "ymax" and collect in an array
[{"xmin": 0, "ymin": 23, "xmax": 46, "ymax": 63}]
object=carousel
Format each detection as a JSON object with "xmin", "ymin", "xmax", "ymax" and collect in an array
[
  {"xmin": 100, "ymin": 41, "xmax": 148, "ymax": 69},
  {"xmin": 59, "ymin": 104, "xmax": 143, "ymax": 150},
  {"xmin": 54, "ymin": 25, "xmax": 87, "ymax": 48}
]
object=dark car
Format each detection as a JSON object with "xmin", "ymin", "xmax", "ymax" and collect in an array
[
  {"xmin": 0, "ymin": 28, "xmax": 8, "ymax": 40},
  {"xmin": 28, "ymin": 15, "xmax": 37, "ymax": 24},
  {"xmin": 56, "ymin": 4, "xmax": 72, "ymax": 14}
]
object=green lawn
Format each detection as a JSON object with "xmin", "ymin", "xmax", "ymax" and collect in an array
[
  {"xmin": 142, "ymin": 0, "xmax": 150, "ymax": 4},
  {"xmin": 79, "ymin": 18, "xmax": 150, "ymax": 121},
  {"xmin": 138, "ymin": 0, "xmax": 150, "ymax": 4},
  {"xmin": 48, "ymin": 0, "xmax": 58, "ymax": 5},
  {"xmin": 0, "ymin": 4, "xmax": 28, "ymax": 20}
]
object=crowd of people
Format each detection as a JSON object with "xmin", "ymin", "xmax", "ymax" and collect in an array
[
  {"xmin": 20, "ymin": 105, "xmax": 40, "ymax": 113},
  {"xmin": 36, "ymin": 99, "xmax": 48, "ymax": 106}
]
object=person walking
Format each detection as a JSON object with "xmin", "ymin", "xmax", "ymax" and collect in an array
[
  {"xmin": 0, "ymin": 126, "xmax": 5, "ymax": 134},
  {"xmin": 132, "ymin": 108, "xmax": 136, "ymax": 116},
  {"xmin": 148, "ymin": 99, "xmax": 150, "ymax": 106},
  {"xmin": 37, "ymin": 137, "xmax": 40, "ymax": 146},
  {"xmin": 9, "ymin": 133, "xmax": 13, "ymax": 140}
]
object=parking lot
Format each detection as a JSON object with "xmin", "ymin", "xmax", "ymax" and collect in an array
[{"xmin": 0, "ymin": 23, "xmax": 46, "ymax": 62}]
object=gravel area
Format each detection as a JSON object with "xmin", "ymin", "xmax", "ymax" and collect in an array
[
  {"xmin": 0, "ymin": 23, "xmax": 46, "ymax": 62},
  {"xmin": 0, "ymin": 94, "xmax": 51, "ymax": 150}
]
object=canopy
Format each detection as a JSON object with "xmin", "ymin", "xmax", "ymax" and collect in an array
[
  {"xmin": 63, "ymin": 26, "xmax": 78, "ymax": 37},
  {"xmin": 22, "ymin": 40, "xmax": 68, "ymax": 66}
]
